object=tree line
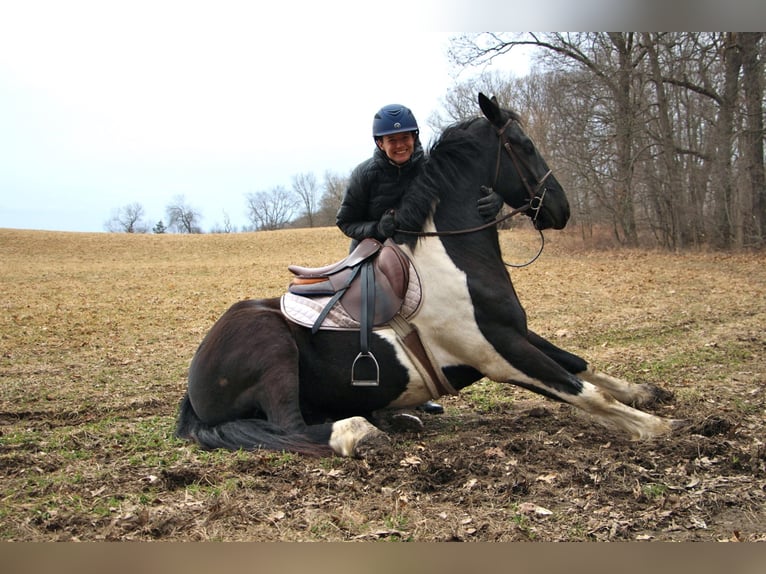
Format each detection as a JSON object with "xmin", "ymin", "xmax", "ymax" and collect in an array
[
  {"xmin": 445, "ymin": 32, "xmax": 765, "ymax": 249},
  {"xmin": 107, "ymin": 32, "xmax": 764, "ymax": 250},
  {"xmin": 104, "ymin": 171, "xmax": 348, "ymax": 234}
]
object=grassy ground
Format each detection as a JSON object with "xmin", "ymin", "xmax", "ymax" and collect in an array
[{"xmin": 1, "ymin": 226, "xmax": 764, "ymax": 541}]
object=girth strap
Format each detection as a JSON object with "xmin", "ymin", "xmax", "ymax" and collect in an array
[{"xmin": 388, "ymin": 314, "xmax": 458, "ymax": 399}]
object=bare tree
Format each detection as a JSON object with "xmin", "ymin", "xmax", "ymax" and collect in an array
[
  {"xmin": 245, "ymin": 186, "xmax": 298, "ymax": 231},
  {"xmin": 450, "ymin": 32, "xmax": 766, "ymax": 250},
  {"xmin": 222, "ymin": 211, "xmax": 234, "ymax": 233},
  {"xmin": 635, "ymin": 32, "xmax": 713, "ymax": 249},
  {"xmin": 209, "ymin": 211, "xmax": 235, "ymax": 234},
  {"xmin": 452, "ymin": 32, "xmax": 646, "ymax": 246},
  {"xmin": 315, "ymin": 170, "xmax": 349, "ymax": 227},
  {"xmin": 292, "ymin": 172, "xmax": 320, "ymax": 227},
  {"xmin": 642, "ymin": 32, "xmax": 689, "ymax": 249},
  {"xmin": 429, "ymin": 70, "xmax": 517, "ymax": 131},
  {"xmin": 166, "ymin": 195, "xmax": 203, "ymax": 233},
  {"xmin": 739, "ymin": 32, "xmax": 765, "ymax": 244},
  {"xmin": 104, "ymin": 202, "xmax": 149, "ymax": 233}
]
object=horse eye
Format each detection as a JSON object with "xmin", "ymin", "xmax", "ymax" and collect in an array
[
  {"xmin": 507, "ymin": 128, "xmax": 535, "ymax": 155},
  {"xmin": 510, "ymin": 133, "xmax": 535, "ymax": 155}
]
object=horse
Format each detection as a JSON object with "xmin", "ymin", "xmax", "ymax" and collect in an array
[{"xmin": 175, "ymin": 93, "xmax": 680, "ymax": 458}]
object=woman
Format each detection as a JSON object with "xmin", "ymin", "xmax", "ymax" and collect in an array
[
  {"xmin": 336, "ymin": 104, "xmax": 425, "ymax": 250},
  {"xmin": 337, "ymin": 103, "xmax": 504, "ymax": 248}
]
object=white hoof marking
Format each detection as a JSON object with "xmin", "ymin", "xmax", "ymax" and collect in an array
[{"xmin": 329, "ymin": 416, "xmax": 382, "ymax": 457}]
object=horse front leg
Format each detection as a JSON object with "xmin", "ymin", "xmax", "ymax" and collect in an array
[
  {"xmin": 481, "ymin": 332, "xmax": 682, "ymax": 440},
  {"xmin": 526, "ymin": 330, "xmax": 674, "ymax": 408}
]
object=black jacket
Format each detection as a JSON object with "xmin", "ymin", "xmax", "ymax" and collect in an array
[{"xmin": 336, "ymin": 140, "xmax": 425, "ymax": 245}]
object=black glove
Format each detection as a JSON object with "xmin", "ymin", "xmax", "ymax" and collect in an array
[
  {"xmin": 377, "ymin": 210, "xmax": 397, "ymax": 238},
  {"xmin": 477, "ymin": 186, "xmax": 504, "ymax": 221}
]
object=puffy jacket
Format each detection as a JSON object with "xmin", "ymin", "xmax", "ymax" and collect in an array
[{"xmin": 336, "ymin": 140, "xmax": 425, "ymax": 246}]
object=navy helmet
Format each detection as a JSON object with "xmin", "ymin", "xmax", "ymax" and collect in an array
[{"xmin": 372, "ymin": 104, "xmax": 419, "ymax": 138}]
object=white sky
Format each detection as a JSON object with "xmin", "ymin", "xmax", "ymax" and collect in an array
[
  {"xmin": 0, "ymin": 1, "xmax": 535, "ymax": 232},
  {"xmin": 2, "ymin": 1, "xmax": 756, "ymax": 233}
]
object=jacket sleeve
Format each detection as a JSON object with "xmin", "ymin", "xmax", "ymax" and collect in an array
[{"xmin": 335, "ymin": 164, "xmax": 386, "ymax": 242}]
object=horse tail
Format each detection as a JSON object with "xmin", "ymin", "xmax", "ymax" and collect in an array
[{"xmin": 174, "ymin": 394, "xmax": 333, "ymax": 457}]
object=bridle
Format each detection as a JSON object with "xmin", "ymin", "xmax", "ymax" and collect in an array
[{"xmin": 396, "ymin": 117, "xmax": 553, "ymax": 267}]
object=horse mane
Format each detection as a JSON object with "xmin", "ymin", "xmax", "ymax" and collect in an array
[{"xmin": 395, "ymin": 118, "xmax": 487, "ymax": 245}]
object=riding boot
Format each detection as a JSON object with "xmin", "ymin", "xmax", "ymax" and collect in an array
[{"xmin": 417, "ymin": 400, "xmax": 444, "ymax": 415}]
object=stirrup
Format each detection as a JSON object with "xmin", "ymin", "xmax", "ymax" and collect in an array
[{"xmin": 351, "ymin": 351, "xmax": 380, "ymax": 386}]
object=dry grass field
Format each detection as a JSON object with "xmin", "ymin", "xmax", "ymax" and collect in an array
[{"xmin": 1, "ymin": 226, "xmax": 764, "ymax": 541}]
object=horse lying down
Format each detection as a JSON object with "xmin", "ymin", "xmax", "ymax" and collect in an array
[{"xmin": 176, "ymin": 93, "xmax": 680, "ymax": 458}]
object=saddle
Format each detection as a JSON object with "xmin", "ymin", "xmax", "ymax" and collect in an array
[
  {"xmin": 288, "ymin": 238, "xmax": 410, "ymax": 327},
  {"xmin": 288, "ymin": 238, "xmax": 410, "ymax": 386},
  {"xmin": 284, "ymin": 239, "xmax": 457, "ymax": 399}
]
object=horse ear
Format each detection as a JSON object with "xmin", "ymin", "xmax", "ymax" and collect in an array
[{"xmin": 478, "ymin": 92, "xmax": 503, "ymax": 127}]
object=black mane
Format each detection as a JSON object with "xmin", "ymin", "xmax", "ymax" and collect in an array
[{"xmin": 394, "ymin": 118, "xmax": 487, "ymax": 246}]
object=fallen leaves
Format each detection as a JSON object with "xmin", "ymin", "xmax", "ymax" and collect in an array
[{"xmin": 2, "ymin": 229, "xmax": 765, "ymax": 542}]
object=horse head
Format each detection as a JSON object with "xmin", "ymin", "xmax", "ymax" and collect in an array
[
  {"xmin": 393, "ymin": 93, "xmax": 571, "ymax": 241},
  {"xmin": 476, "ymin": 92, "xmax": 570, "ymax": 230}
]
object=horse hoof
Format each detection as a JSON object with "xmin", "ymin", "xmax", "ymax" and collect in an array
[
  {"xmin": 641, "ymin": 383, "xmax": 675, "ymax": 406},
  {"xmin": 353, "ymin": 429, "xmax": 393, "ymax": 460},
  {"xmin": 417, "ymin": 401, "xmax": 444, "ymax": 415},
  {"xmin": 391, "ymin": 413, "xmax": 425, "ymax": 433},
  {"xmin": 330, "ymin": 416, "xmax": 391, "ymax": 458},
  {"xmin": 685, "ymin": 416, "xmax": 732, "ymax": 437},
  {"xmin": 370, "ymin": 409, "xmax": 424, "ymax": 434},
  {"xmin": 626, "ymin": 383, "xmax": 675, "ymax": 408}
]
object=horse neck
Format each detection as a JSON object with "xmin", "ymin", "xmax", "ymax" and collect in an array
[{"xmin": 402, "ymin": 203, "xmax": 504, "ymax": 281}]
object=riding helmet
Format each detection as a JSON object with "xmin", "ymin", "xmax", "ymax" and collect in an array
[{"xmin": 372, "ymin": 104, "xmax": 419, "ymax": 138}]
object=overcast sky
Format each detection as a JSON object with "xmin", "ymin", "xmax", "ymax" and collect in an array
[
  {"xmin": 0, "ymin": 2, "xmax": 536, "ymax": 232},
  {"xmin": 1, "ymin": 1, "xmax": 762, "ymax": 233}
]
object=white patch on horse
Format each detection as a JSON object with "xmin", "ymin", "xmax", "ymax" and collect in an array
[
  {"xmin": 375, "ymin": 329, "xmax": 434, "ymax": 408},
  {"xmin": 399, "ymin": 229, "xmax": 540, "ymax": 385},
  {"xmin": 393, "ymin": 221, "xmax": 678, "ymax": 440},
  {"xmin": 579, "ymin": 367, "xmax": 660, "ymax": 407},
  {"xmin": 329, "ymin": 416, "xmax": 382, "ymax": 457},
  {"xmin": 569, "ymin": 382, "xmax": 676, "ymax": 439}
]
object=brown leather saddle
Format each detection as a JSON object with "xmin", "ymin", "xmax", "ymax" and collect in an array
[{"xmin": 287, "ymin": 238, "xmax": 411, "ymax": 386}]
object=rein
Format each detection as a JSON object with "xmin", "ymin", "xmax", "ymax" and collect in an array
[
  {"xmin": 395, "ymin": 118, "xmax": 552, "ymax": 267},
  {"xmin": 395, "ymin": 202, "xmax": 532, "ymax": 238}
]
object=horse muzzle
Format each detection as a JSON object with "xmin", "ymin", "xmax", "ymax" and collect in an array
[{"xmin": 531, "ymin": 179, "xmax": 570, "ymax": 230}]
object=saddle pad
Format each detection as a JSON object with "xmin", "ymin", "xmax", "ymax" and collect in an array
[{"xmin": 281, "ymin": 261, "xmax": 422, "ymax": 331}]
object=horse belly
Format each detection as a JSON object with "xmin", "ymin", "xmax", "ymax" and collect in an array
[{"xmin": 295, "ymin": 329, "xmax": 419, "ymax": 414}]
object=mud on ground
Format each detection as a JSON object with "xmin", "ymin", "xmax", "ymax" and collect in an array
[{"xmin": 1, "ymin": 228, "xmax": 764, "ymax": 541}]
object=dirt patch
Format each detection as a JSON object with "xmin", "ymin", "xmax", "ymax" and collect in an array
[{"xmin": 1, "ymin": 227, "xmax": 764, "ymax": 541}]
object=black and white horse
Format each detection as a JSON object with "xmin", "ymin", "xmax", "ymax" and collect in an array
[{"xmin": 176, "ymin": 93, "xmax": 678, "ymax": 457}]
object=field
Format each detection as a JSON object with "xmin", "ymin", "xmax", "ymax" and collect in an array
[{"xmin": 1, "ymin": 226, "xmax": 764, "ymax": 542}]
